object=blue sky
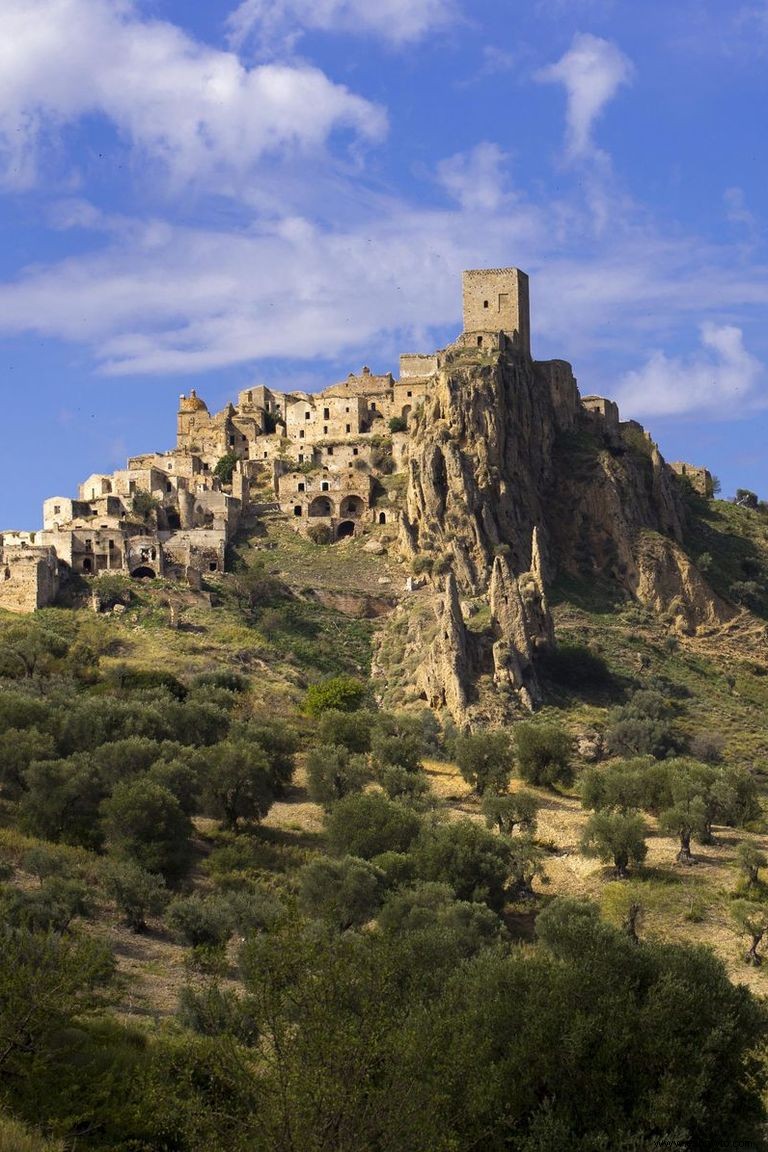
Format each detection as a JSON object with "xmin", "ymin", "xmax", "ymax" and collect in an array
[{"xmin": 2, "ymin": 0, "xmax": 768, "ymax": 527}]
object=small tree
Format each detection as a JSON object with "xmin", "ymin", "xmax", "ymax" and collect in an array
[
  {"xmin": 298, "ymin": 856, "xmax": 384, "ymax": 931},
  {"xmin": 101, "ymin": 859, "xmax": 168, "ymax": 932},
  {"xmin": 737, "ymin": 843, "xmax": 768, "ymax": 891},
  {"xmin": 213, "ymin": 452, "xmax": 239, "ymax": 485},
  {"xmin": 412, "ymin": 819, "xmax": 511, "ymax": 912},
  {"xmin": 732, "ymin": 900, "xmax": 768, "ymax": 965},
  {"xmin": 316, "ymin": 709, "xmax": 373, "ymax": 753},
  {"xmin": 202, "ymin": 742, "xmax": 274, "ymax": 831},
  {"xmin": 101, "ymin": 778, "xmax": 193, "ymax": 882},
  {"xmin": 455, "ymin": 731, "xmax": 513, "ymax": 796},
  {"xmin": 167, "ymin": 893, "xmax": 234, "ymax": 949},
  {"xmin": 481, "ymin": 791, "xmax": 539, "ymax": 836},
  {"xmin": 507, "ymin": 836, "xmax": 545, "ymax": 898},
  {"xmin": 377, "ymin": 764, "xmax": 431, "ymax": 804},
  {"xmin": 515, "ymin": 723, "xmax": 573, "ymax": 788},
  {"xmin": 659, "ymin": 787, "xmax": 708, "ymax": 865},
  {"xmin": 325, "ymin": 792, "xmax": 422, "ymax": 859},
  {"xmin": 306, "ymin": 744, "xmax": 369, "ymax": 809},
  {"xmin": 581, "ymin": 811, "xmax": 648, "ymax": 878}
]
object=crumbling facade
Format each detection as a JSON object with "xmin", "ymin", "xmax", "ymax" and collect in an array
[{"xmin": 0, "ymin": 266, "xmax": 710, "ymax": 614}]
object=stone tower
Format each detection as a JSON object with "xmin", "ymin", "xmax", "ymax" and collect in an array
[
  {"xmin": 462, "ymin": 267, "xmax": 530, "ymax": 358},
  {"xmin": 177, "ymin": 390, "xmax": 209, "ymax": 450}
]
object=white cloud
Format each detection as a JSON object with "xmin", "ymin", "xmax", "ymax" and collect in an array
[
  {"xmin": 0, "ymin": 191, "xmax": 547, "ymax": 375},
  {"xmin": 614, "ymin": 323, "xmax": 766, "ymax": 418},
  {"xmin": 436, "ymin": 143, "xmax": 511, "ymax": 212},
  {"xmin": 536, "ymin": 33, "xmax": 633, "ymax": 158},
  {"xmin": 226, "ymin": 0, "xmax": 459, "ymax": 51},
  {"xmin": 0, "ymin": 0, "xmax": 386, "ymax": 190}
]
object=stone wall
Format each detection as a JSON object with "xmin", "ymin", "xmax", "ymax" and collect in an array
[
  {"xmin": 0, "ymin": 545, "xmax": 59, "ymax": 613},
  {"xmin": 670, "ymin": 461, "xmax": 715, "ymax": 499}
]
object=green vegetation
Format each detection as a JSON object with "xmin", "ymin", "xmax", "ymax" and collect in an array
[
  {"xmin": 213, "ymin": 452, "xmax": 239, "ymax": 485},
  {"xmin": 5, "ymin": 493, "xmax": 768, "ymax": 1151}
]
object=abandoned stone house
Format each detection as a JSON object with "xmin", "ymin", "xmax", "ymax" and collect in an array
[{"xmin": 0, "ymin": 266, "xmax": 712, "ymax": 613}]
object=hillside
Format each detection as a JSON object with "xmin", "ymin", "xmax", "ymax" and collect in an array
[{"xmin": 3, "ymin": 338, "xmax": 768, "ymax": 1148}]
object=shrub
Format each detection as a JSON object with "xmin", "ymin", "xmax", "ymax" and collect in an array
[
  {"xmin": 377, "ymin": 765, "xmax": 431, "ymax": 804},
  {"xmin": 378, "ymin": 882, "xmax": 504, "ymax": 953},
  {"xmin": 0, "ymin": 877, "xmax": 91, "ymax": 934},
  {"xmin": 388, "ymin": 415, "xmax": 408, "ymax": 434},
  {"xmin": 167, "ymin": 894, "xmax": 234, "ymax": 949},
  {"xmin": 298, "ymin": 856, "xmax": 384, "ymax": 930},
  {"xmin": 316, "ymin": 709, "xmax": 373, "ymax": 753},
  {"xmin": 515, "ymin": 723, "xmax": 573, "ymax": 788},
  {"xmin": 304, "ymin": 677, "xmax": 368, "ymax": 716},
  {"xmin": 306, "ymin": 744, "xmax": 369, "ymax": 808},
  {"xmin": 213, "ymin": 453, "xmax": 238, "ymax": 485},
  {"xmin": 101, "ymin": 778, "xmax": 193, "ymax": 882},
  {"xmin": 177, "ymin": 983, "xmax": 258, "ymax": 1044},
  {"xmin": 131, "ymin": 490, "xmax": 159, "ymax": 520},
  {"xmin": 325, "ymin": 792, "xmax": 422, "ymax": 859},
  {"xmin": 412, "ymin": 555, "xmax": 434, "ymax": 576},
  {"xmin": 191, "ymin": 671, "xmax": 249, "ymax": 694},
  {"xmin": 92, "ymin": 573, "xmax": 132, "ymax": 609},
  {"xmin": 101, "ymin": 859, "xmax": 168, "ymax": 932},
  {"xmin": 604, "ymin": 716, "xmax": 677, "ymax": 759},
  {"xmin": 412, "ymin": 819, "xmax": 511, "ymax": 911},
  {"xmin": 307, "ymin": 524, "xmax": 332, "ymax": 545}
]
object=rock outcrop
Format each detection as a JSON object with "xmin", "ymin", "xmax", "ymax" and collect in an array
[{"xmin": 383, "ymin": 340, "xmax": 729, "ymax": 724}]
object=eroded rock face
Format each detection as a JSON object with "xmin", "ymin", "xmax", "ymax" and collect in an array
[
  {"xmin": 417, "ymin": 574, "xmax": 470, "ymax": 717},
  {"xmin": 382, "ymin": 341, "xmax": 729, "ymax": 724},
  {"xmin": 407, "ymin": 542, "xmax": 556, "ymax": 724}
]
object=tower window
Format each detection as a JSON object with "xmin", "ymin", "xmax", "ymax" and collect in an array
[
  {"xmin": 477, "ymin": 336, "xmax": 483, "ymax": 348},
  {"xmin": 323, "ymin": 408, "xmax": 330, "ymax": 419},
  {"xmin": 298, "ymin": 482, "xmax": 305, "ymax": 492},
  {"xmin": 483, "ymin": 299, "xmax": 489, "ymax": 308},
  {"xmin": 299, "ymin": 430, "xmax": 305, "ymax": 439},
  {"xmin": 346, "ymin": 424, "xmax": 351, "ymax": 433},
  {"xmin": 305, "ymin": 411, "xmax": 310, "ymax": 420}
]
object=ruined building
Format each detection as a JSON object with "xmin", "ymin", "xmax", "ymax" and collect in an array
[{"xmin": 0, "ymin": 267, "xmax": 712, "ymax": 614}]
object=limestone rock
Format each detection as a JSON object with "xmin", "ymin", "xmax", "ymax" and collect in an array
[{"xmin": 417, "ymin": 574, "xmax": 470, "ymax": 720}]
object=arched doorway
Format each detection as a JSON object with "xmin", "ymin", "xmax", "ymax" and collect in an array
[
  {"xmin": 309, "ymin": 496, "xmax": 333, "ymax": 517},
  {"xmin": 378, "ymin": 512, "xmax": 387, "ymax": 525},
  {"xmin": 131, "ymin": 566, "xmax": 156, "ymax": 579},
  {"xmin": 336, "ymin": 520, "xmax": 355, "ymax": 540},
  {"xmin": 339, "ymin": 494, "xmax": 364, "ymax": 518}
]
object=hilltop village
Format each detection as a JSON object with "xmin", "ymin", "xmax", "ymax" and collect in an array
[{"xmin": 0, "ymin": 267, "xmax": 712, "ymax": 614}]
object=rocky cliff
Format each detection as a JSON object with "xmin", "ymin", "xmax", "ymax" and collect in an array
[{"xmin": 381, "ymin": 341, "xmax": 731, "ymax": 724}]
